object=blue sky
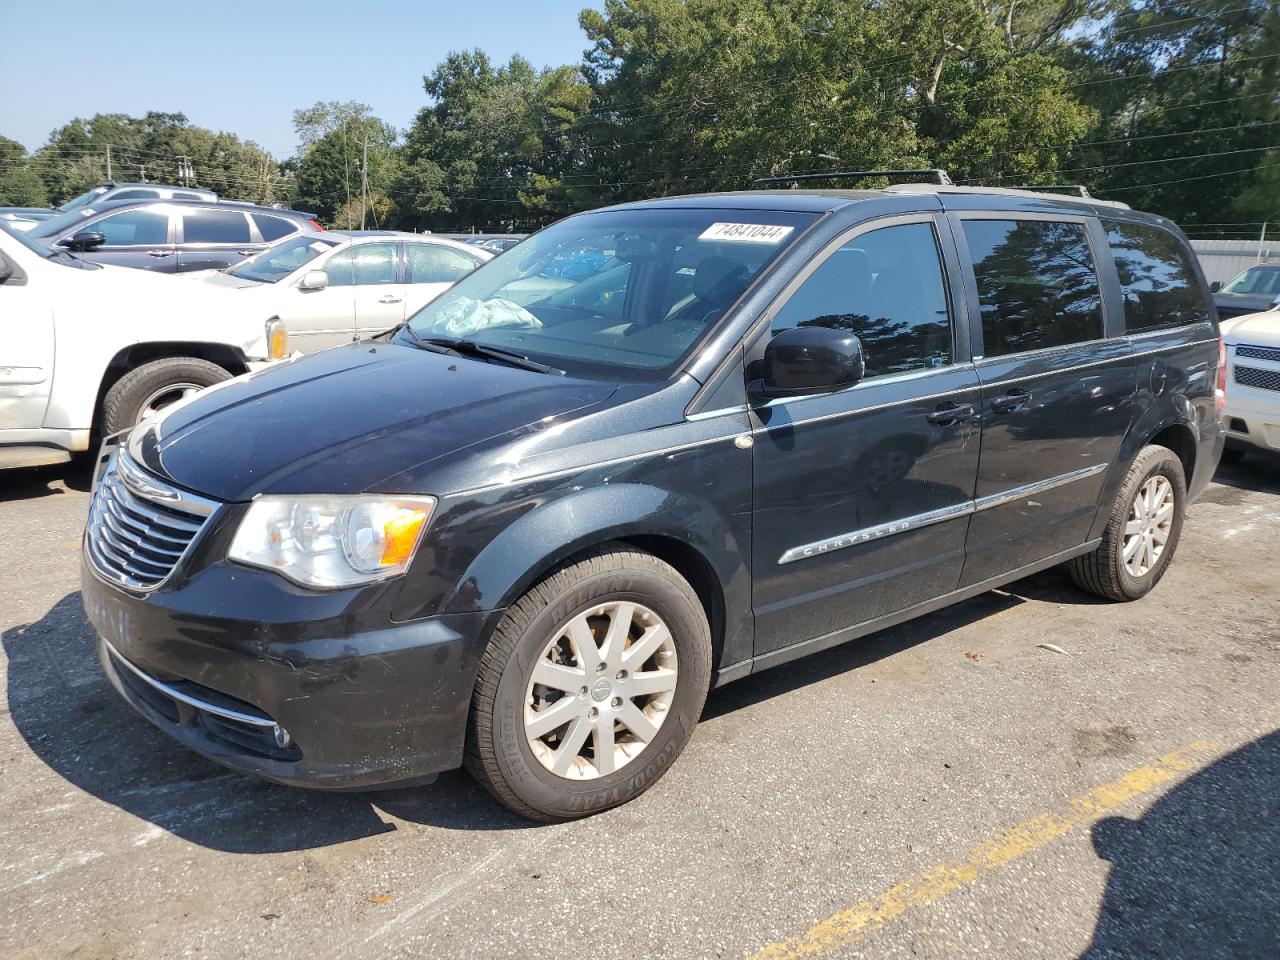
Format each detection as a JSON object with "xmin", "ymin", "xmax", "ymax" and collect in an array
[{"xmin": 0, "ymin": 0, "xmax": 602, "ymax": 159}]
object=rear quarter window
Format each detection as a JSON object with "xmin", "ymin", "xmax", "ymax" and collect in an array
[
  {"xmin": 253, "ymin": 214, "xmax": 297, "ymax": 242},
  {"xmin": 1105, "ymin": 220, "xmax": 1209, "ymax": 332}
]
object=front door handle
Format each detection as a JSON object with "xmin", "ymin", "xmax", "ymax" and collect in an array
[
  {"xmin": 926, "ymin": 401, "xmax": 976, "ymax": 425},
  {"xmin": 237, "ymin": 249, "xmax": 256, "ymax": 256},
  {"xmin": 146, "ymin": 250, "xmax": 173, "ymax": 258},
  {"xmin": 991, "ymin": 388, "xmax": 1033, "ymax": 414},
  {"xmin": 378, "ymin": 295, "xmax": 402, "ymax": 304}
]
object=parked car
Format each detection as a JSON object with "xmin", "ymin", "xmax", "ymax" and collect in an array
[
  {"xmin": 27, "ymin": 199, "xmax": 322, "ymax": 273},
  {"xmin": 1219, "ymin": 309, "xmax": 1280, "ymax": 461},
  {"xmin": 56, "ymin": 181, "xmax": 217, "ymax": 214},
  {"xmin": 0, "ymin": 207, "xmax": 58, "ymax": 232},
  {"xmin": 82, "ymin": 182, "xmax": 1223, "ymax": 821},
  {"xmin": 0, "ymin": 223, "xmax": 287, "ymax": 470},
  {"xmin": 194, "ymin": 231, "xmax": 490, "ymax": 353},
  {"xmin": 1209, "ymin": 263, "xmax": 1280, "ymax": 320}
]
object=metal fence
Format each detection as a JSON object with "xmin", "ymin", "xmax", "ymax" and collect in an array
[{"xmin": 1189, "ymin": 239, "xmax": 1279, "ymax": 287}]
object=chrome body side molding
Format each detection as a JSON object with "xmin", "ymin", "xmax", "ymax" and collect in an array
[{"xmin": 777, "ymin": 463, "xmax": 1109, "ymax": 565}]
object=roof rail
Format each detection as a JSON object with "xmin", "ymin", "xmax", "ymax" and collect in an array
[
  {"xmin": 1009, "ymin": 184, "xmax": 1093, "ymax": 199},
  {"xmin": 751, "ymin": 168, "xmax": 953, "ymax": 189}
]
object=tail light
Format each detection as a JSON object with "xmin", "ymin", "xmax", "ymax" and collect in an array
[
  {"xmin": 308, "ymin": 219, "xmax": 325, "ymax": 231},
  {"xmin": 266, "ymin": 318, "xmax": 289, "ymax": 360},
  {"xmin": 1216, "ymin": 336, "xmax": 1227, "ymax": 414}
]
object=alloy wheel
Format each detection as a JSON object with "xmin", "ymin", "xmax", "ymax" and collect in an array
[
  {"xmin": 137, "ymin": 382, "xmax": 202, "ymax": 424},
  {"xmin": 1121, "ymin": 475, "xmax": 1175, "ymax": 578},
  {"xmin": 524, "ymin": 601, "xmax": 678, "ymax": 780}
]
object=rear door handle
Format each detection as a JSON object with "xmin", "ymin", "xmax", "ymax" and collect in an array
[
  {"xmin": 146, "ymin": 250, "xmax": 173, "ymax": 258},
  {"xmin": 378, "ymin": 295, "xmax": 402, "ymax": 304},
  {"xmin": 926, "ymin": 401, "xmax": 976, "ymax": 425},
  {"xmin": 237, "ymin": 249, "xmax": 256, "ymax": 256},
  {"xmin": 991, "ymin": 389, "xmax": 1033, "ymax": 414}
]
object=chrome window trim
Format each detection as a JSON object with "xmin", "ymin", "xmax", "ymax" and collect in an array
[
  {"xmin": 104, "ymin": 640, "xmax": 276, "ymax": 729},
  {"xmin": 777, "ymin": 463, "xmax": 1108, "ymax": 565}
]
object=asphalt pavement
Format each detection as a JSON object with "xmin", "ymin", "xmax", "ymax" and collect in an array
[{"xmin": 2, "ymin": 456, "xmax": 1277, "ymax": 959}]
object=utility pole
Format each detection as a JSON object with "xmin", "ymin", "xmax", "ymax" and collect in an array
[
  {"xmin": 342, "ymin": 121, "xmax": 352, "ymax": 230},
  {"xmin": 105, "ymin": 144, "xmax": 112, "ymax": 180},
  {"xmin": 360, "ymin": 134, "xmax": 369, "ymax": 230}
]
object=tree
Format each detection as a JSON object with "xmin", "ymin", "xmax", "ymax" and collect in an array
[
  {"xmin": 32, "ymin": 112, "xmax": 289, "ymax": 206},
  {"xmin": 0, "ymin": 136, "xmax": 48, "ymax": 206},
  {"xmin": 395, "ymin": 50, "xmax": 593, "ymax": 231},
  {"xmin": 292, "ymin": 107, "xmax": 401, "ymax": 227},
  {"xmin": 576, "ymin": 0, "xmax": 1095, "ymax": 204}
]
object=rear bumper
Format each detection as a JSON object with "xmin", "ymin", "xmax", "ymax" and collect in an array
[{"xmin": 83, "ymin": 559, "xmax": 504, "ymax": 790}]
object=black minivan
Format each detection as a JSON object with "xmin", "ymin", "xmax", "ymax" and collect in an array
[{"xmin": 81, "ymin": 182, "xmax": 1225, "ymax": 820}]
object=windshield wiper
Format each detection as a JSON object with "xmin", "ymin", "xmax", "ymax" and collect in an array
[{"xmin": 405, "ymin": 332, "xmax": 564, "ymax": 376}]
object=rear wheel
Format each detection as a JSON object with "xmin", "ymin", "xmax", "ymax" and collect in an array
[
  {"xmin": 465, "ymin": 545, "xmax": 711, "ymax": 821},
  {"xmin": 1069, "ymin": 444, "xmax": 1186, "ymax": 601},
  {"xmin": 101, "ymin": 357, "xmax": 231, "ymax": 435}
]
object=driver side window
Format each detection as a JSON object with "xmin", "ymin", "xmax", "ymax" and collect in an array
[
  {"xmin": 770, "ymin": 221, "xmax": 952, "ymax": 379},
  {"xmin": 93, "ymin": 210, "xmax": 169, "ymax": 247}
]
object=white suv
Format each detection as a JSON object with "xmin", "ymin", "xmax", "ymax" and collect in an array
[
  {"xmin": 1220, "ymin": 310, "xmax": 1280, "ymax": 461},
  {"xmin": 0, "ymin": 224, "xmax": 286, "ymax": 470}
]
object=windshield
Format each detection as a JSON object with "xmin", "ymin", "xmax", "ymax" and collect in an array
[
  {"xmin": 401, "ymin": 208, "xmax": 816, "ymax": 380},
  {"xmin": 229, "ymin": 235, "xmax": 340, "ymax": 282},
  {"xmin": 56, "ymin": 185, "xmax": 109, "ymax": 214},
  {"xmin": 28, "ymin": 205, "xmax": 101, "ymax": 239},
  {"xmin": 0, "ymin": 218, "xmax": 99, "ymax": 268},
  {"xmin": 1220, "ymin": 265, "xmax": 1280, "ymax": 296}
]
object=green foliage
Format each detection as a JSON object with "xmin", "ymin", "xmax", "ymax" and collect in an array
[
  {"xmin": 292, "ymin": 105, "xmax": 401, "ymax": 227},
  {"xmin": 33, "ymin": 112, "xmax": 287, "ymax": 206},
  {"xmin": 0, "ymin": 136, "xmax": 48, "ymax": 206}
]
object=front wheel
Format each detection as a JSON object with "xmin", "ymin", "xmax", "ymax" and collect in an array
[
  {"xmin": 1069, "ymin": 444, "xmax": 1187, "ymax": 601},
  {"xmin": 101, "ymin": 357, "xmax": 231, "ymax": 435},
  {"xmin": 465, "ymin": 545, "xmax": 711, "ymax": 821}
]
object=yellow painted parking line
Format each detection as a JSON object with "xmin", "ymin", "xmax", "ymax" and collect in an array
[{"xmin": 748, "ymin": 741, "xmax": 1216, "ymax": 960}]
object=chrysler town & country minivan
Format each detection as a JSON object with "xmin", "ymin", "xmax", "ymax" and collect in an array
[{"xmin": 81, "ymin": 181, "xmax": 1224, "ymax": 820}]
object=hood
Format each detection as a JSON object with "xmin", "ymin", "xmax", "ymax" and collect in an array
[
  {"xmin": 1221, "ymin": 309, "xmax": 1280, "ymax": 347},
  {"xmin": 1214, "ymin": 291, "xmax": 1276, "ymax": 318},
  {"xmin": 198, "ymin": 271, "xmax": 270, "ymax": 290},
  {"xmin": 127, "ymin": 342, "xmax": 618, "ymax": 501}
]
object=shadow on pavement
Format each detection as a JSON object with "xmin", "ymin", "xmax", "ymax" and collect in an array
[
  {"xmin": 0, "ymin": 459, "xmax": 93, "ymax": 502},
  {"xmin": 1210, "ymin": 451, "xmax": 1280, "ymax": 496},
  {"xmin": 3, "ymin": 593, "xmax": 534, "ymax": 854},
  {"xmin": 1080, "ymin": 730, "xmax": 1280, "ymax": 960}
]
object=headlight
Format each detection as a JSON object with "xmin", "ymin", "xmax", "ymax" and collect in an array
[
  {"xmin": 266, "ymin": 318, "xmax": 289, "ymax": 360},
  {"xmin": 228, "ymin": 495, "xmax": 436, "ymax": 588}
]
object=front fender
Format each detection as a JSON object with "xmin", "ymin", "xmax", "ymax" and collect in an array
[{"xmin": 435, "ymin": 481, "xmax": 753, "ymax": 670}]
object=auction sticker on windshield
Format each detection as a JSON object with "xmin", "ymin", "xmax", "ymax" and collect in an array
[{"xmin": 698, "ymin": 222, "xmax": 795, "ymax": 244}]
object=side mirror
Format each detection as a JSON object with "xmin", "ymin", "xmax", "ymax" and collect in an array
[
  {"xmin": 66, "ymin": 230, "xmax": 106, "ymax": 251},
  {"xmin": 751, "ymin": 326, "xmax": 865, "ymax": 399},
  {"xmin": 0, "ymin": 257, "xmax": 12, "ymax": 283},
  {"xmin": 1209, "ymin": 281, "xmax": 1223, "ymax": 293},
  {"xmin": 299, "ymin": 269, "xmax": 329, "ymax": 291}
]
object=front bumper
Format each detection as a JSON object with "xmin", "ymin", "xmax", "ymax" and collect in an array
[
  {"xmin": 83, "ymin": 559, "xmax": 504, "ymax": 790},
  {"xmin": 1223, "ymin": 394, "xmax": 1280, "ymax": 453}
]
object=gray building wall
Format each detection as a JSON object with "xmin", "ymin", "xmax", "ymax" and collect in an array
[{"xmin": 1190, "ymin": 239, "xmax": 1279, "ymax": 286}]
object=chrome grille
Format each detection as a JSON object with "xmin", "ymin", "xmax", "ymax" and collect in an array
[
  {"xmin": 85, "ymin": 455, "xmax": 217, "ymax": 591},
  {"xmin": 1236, "ymin": 343, "xmax": 1280, "ymax": 364},
  {"xmin": 1234, "ymin": 364, "xmax": 1280, "ymax": 393}
]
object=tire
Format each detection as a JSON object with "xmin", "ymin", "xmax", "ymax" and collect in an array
[
  {"xmin": 1069, "ymin": 444, "xmax": 1187, "ymax": 601},
  {"xmin": 465, "ymin": 545, "xmax": 711, "ymax": 821},
  {"xmin": 101, "ymin": 357, "xmax": 231, "ymax": 435}
]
